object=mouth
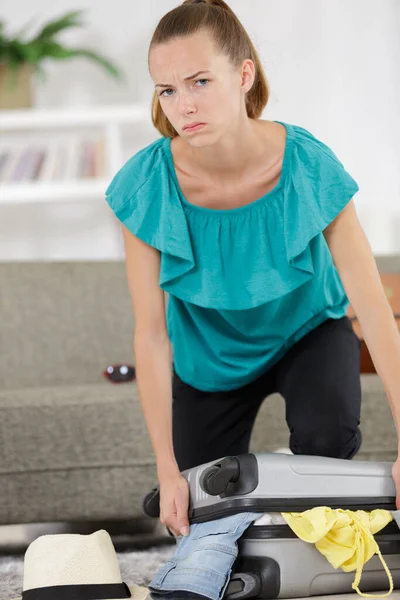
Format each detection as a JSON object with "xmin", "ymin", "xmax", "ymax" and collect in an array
[{"xmin": 183, "ymin": 123, "xmax": 206, "ymax": 132}]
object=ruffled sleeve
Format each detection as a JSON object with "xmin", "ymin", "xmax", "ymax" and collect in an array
[
  {"xmin": 104, "ymin": 124, "xmax": 360, "ymax": 311},
  {"xmin": 104, "ymin": 138, "xmax": 195, "ymax": 286},
  {"xmin": 283, "ymin": 125, "xmax": 360, "ymax": 275}
]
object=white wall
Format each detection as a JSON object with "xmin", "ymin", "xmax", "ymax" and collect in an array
[{"xmin": 1, "ymin": 0, "xmax": 399, "ymax": 260}]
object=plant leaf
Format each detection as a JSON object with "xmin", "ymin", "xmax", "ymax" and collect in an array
[
  {"xmin": 6, "ymin": 40, "xmax": 41, "ymax": 63},
  {"xmin": 64, "ymin": 49, "xmax": 124, "ymax": 79},
  {"xmin": 31, "ymin": 10, "xmax": 86, "ymax": 43},
  {"xmin": 42, "ymin": 47, "xmax": 124, "ymax": 78},
  {"xmin": 34, "ymin": 41, "xmax": 79, "ymax": 60}
]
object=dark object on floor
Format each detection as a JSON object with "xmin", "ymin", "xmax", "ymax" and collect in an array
[{"xmin": 103, "ymin": 364, "xmax": 136, "ymax": 383}]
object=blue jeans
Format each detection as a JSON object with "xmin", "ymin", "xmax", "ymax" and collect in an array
[{"xmin": 148, "ymin": 512, "xmax": 263, "ymax": 600}]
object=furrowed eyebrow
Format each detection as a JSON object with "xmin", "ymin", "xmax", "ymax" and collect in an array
[{"xmin": 155, "ymin": 70, "xmax": 211, "ymax": 88}]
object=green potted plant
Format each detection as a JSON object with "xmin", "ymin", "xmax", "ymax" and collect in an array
[{"xmin": 0, "ymin": 10, "xmax": 124, "ymax": 110}]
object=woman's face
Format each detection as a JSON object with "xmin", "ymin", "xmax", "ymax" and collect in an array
[{"xmin": 149, "ymin": 29, "xmax": 254, "ymax": 146}]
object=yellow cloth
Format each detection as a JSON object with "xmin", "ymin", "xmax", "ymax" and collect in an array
[{"xmin": 281, "ymin": 506, "xmax": 394, "ymax": 598}]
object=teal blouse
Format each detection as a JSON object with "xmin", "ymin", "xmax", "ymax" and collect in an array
[{"xmin": 105, "ymin": 121, "xmax": 359, "ymax": 392}]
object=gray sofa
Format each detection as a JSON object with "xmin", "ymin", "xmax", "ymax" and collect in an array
[{"xmin": 0, "ymin": 257, "xmax": 398, "ymax": 527}]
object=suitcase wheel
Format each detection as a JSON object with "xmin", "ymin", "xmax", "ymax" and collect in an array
[
  {"xmin": 225, "ymin": 556, "xmax": 281, "ymax": 599},
  {"xmin": 200, "ymin": 457, "xmax": 241, "ymax": 495},
  {"xmin": 225, "ymin": 572, "xmax": 261, "ymax": 599},
  {"xmin": 142, "ymin": 486, "xmax": 160, "ymax": 518}
]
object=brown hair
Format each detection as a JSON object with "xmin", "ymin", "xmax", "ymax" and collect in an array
[{"xmin": 148, "ymin": 0, "xmax": 269, "ymax": 138}]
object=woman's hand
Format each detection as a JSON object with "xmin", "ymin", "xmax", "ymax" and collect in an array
[{"xmin": 159, "ymin": 471, "xmax": 190, "ymax": 537}]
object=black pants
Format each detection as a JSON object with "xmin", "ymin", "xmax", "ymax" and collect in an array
[{"xmin": 172, "ymin": 316, "xmax": 362, "ymax": 472}]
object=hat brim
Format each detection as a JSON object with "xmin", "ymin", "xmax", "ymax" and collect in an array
[{"xmin": 10, "ymin": 584, "xmax": 150, "ymax": 600}]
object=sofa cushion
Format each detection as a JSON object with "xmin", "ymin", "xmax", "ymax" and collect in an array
[
  {"xmin": 0, "ymin": 381, "xmax": 159, "ymax": 524},
  {"xmin": 0, "ymin": 381, "xmax": 155, "ymax": 474}
]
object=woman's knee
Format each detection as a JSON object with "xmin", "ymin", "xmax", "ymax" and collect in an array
[{"xmin": 289, "ymin": 426, "xmax": 362, "ymax": 459}]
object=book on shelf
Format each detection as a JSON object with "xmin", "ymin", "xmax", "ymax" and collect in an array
[
  {"xmin": 38, "ymin": 142, "xmax": 59, "ymax": 181},
  {"xmin": 0, "ymin": 136, "xmax": 106, "ymax": 184}
]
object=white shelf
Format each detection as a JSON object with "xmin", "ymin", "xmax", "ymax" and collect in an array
[
  {"xmin": 0, "ymin": 104, "xmax": 150, "ymax": 130},
  {"xmin": 0, "ymin": 179, "xmax": 110, "ymax": 204},
  {"xmin": 0, "ymin": 103, "xmax": 151, "ymax": 204}
]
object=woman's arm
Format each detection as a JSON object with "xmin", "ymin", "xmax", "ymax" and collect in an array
[
  {"xmin": 121, "ymin": 224, "xmax": 180, "ymax": 480},
  {"xmin": 324, "ymin": 200, "xmax": 400, "ymax": 506}
]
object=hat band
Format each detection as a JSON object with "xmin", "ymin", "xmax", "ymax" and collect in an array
[{"xmin": 22, "ymin": 581, "xmax": 132, "ymax": 599}]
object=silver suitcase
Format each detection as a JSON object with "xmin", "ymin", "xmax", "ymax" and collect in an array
[{"xmin": 143, "ymin": 453, "xmax": 400, "ymax": 598}]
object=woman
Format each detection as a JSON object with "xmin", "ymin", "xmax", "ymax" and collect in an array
[{"xmin": 105, "ymin": 0, "xmax": 400, "ymax": 538}]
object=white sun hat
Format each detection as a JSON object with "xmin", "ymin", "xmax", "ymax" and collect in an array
[{"xmin": 10, "ymin": 529, "xmax": 149, "ymax": 600}]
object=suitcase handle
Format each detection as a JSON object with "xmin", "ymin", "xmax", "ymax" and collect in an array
[
  {"xmin": 224, "ymin": 572, "xmax": 261, "ymax": 599},
  {"xmin": 200, "ymin": 457, "xmax": 241, "ymax": 496}
]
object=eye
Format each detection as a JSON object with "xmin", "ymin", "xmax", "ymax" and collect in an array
[
  {"xmin": 159, "ymin": 88, "xmax": 174, "ymax": 98},
  {"xmin": 195, "ymin": 79, "xmax": 209, "ymax": 87}
]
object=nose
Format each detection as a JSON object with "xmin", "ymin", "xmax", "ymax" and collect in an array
[{"xmin": 178, "ymin": 90, "xmax": 197, "ymax": 116}]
